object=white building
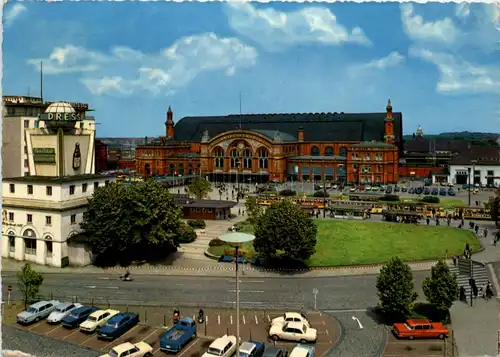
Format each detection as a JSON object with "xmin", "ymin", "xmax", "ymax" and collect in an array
[
  {"xmin": 2, "ymin": 96, "xmax": 95, "ymax": 178},
  {"xmin": 446, "ymin": 146, "xmax": 500, "ymax": 186},
  {"xmin": 1, "ymin": 175, "xmax": 113, "ymax": 267}
]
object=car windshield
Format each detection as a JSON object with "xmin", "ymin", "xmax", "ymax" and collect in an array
[
  {"xmin": 106, "ymin": 322, "xmax": 119, "ymax": 328},
  {"xmin": 69, "ymin": 313, "xmax": 79, "ymax": 319},
  {"xmin": 87, "ymin": 316, "xmax": 97, "ymax": 322},
  {"xmin": 56, "ymin": 308, "xmax": 65, "ymax": 312},
  {"xmin": 207, "ymin": 348, "xmax": 222, "ymax": 356},
  {"xmin": 26, "ymin": 307, "xmax": 37, "ymax": 313},
  {"xmin": 108, "ymin": 349, "xmax": 119, "ymax": 357},
  {"xmin": 239, "ymin": 352, "xmax": 250, "ymax": 357}
]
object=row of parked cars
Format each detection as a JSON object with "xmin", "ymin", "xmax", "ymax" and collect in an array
[{"xmin": 407, "ymin": 186, "xmax": 456, "ymax": 196}]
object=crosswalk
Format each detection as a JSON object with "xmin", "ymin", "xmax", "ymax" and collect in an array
[{"xmin": 448, "ymin": 263, "xmax": 490, "ymax": 298}]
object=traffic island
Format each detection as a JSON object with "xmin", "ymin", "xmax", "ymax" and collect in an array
[{"xmin": 383, "ymin": 330, "xmax": 458, "ymax": 356}]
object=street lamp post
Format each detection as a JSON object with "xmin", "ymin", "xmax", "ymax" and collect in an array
[
  {"xmin": 220, "ymin": 232, "xmax": 256, "ymax": 357},
  {"xmin": 467, "ymin": 167, "xmax": 472, "ymax": 207}
]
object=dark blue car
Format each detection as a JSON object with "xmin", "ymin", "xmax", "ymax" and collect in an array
[
  {"xmin": 160, "ymin": 317, "xmax": 197, "ymax": 353},
  {"xmin": 61, "ymin": 306, "xmax": 99, "ymax": 329},
  {"xmin": 97, "ymin": 312, "xmax": 139, "ymax": 340}
]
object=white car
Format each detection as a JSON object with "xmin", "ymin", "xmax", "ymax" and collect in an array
[
  {"xmin": 349, "ymin": 187, "xmax": 356, "ymax": 192},
  {"xmin": 269, "ymin": 321, "xmax": 317, "ymax": 343},
  {"xmin": 100, "ymin": 341, "xmax": 153, "ymax": 357},
  {"xmin": 365, "ymin": 185, "xmax": 372, "ymax": 191},
  {"xmin": 17, "ymin": 300, "xmax": 61, "ymax": 325},
  {"xmin": 80, "ymin": 309, "xmax": 119, "ymax": 333},
  {"xmin": 271, "ymin": 313, "xmax": 310, "ymax": 327},
  {"xmin": 202, "ymin": 334, "xmax": 238, "ymax": 357},
  {"xmin": 47, "ymin": 302, "xmax": 83, "ymax": 324}
]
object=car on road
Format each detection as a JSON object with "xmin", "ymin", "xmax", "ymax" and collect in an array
[
  {"xmin": 80, "ymin": 309, "xmax": 120, "ymax": 333},
  {"xmin": 392, "ymin": 318, "xmax": 449, "ymax": 340},
  {"xmin": 237, "ymin": 340, "xmax": 265, "ymax": 357},
  {"xmin": 97, "ymin": 312, "xmax": 140, "ymax": 340},
  {"xmin": 202, "ymin": 334, "xmax": 238, "ymax": 357},
  {"xmin": 269, "ymin": 321, "xmax": 317, "ymax": 343},
  {"xmin": 99, "ymin": 341, "xmax": 153, "ymax": 357},
  {"xmin": 289, "ymin": 344, "xmax": 315, "ymax": 357},
  {"xmin": 160, "ymin": 317, "xmax": 197, "ymax": 353},
  {"xmin": 271, "ymin": 312, "xmax": 310, "ymax": 327},
  {"xmin": 17, "ymin": 300, "xmax": 61, "ymax": 325},
  {"xmin": 62, "ymin": 305, "xmax": 99, "ymax": 329},
  {"xmin": 262, "ymin": 346, "xmax": 288, "ymax": 357},
  {"xmin": 47, "ymin": 302, "xmax": 83, "ymax": 324}
]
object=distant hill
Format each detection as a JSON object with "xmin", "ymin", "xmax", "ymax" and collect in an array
[{"xmin": 403, "ymin": 131, "xmax": 499, "ymax": 142}]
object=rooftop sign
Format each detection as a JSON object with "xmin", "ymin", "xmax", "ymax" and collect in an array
[{"xmin": 39, "ymin": 112, "xmax": 82, "ymax": 121}]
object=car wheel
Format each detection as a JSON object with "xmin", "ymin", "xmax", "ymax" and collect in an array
[
  {"xmin": 144, "ymin": 354, "xmax": 152, "ymax": 357},
  {"xmin": 272, "ymin": 335, "xmax": 279, "ymax": 341},
  {"xmin": 438, "ymin": 334, "xmax": 445, "ymax": 339},
  {"xmin": 35, "ymin": 317, "xmax": 40, "ymax": 323},
  {"xmin": 408, "ymin": 336, "xmax": 414, "ymax": 340},
  {"xmin": 300, "ymin": 339, "xmax": 307, "ymax": 344}
]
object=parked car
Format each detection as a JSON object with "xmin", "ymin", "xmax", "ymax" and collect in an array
[
  {"xmin": 160, "ymin": 317, "xmax": 197, "ymax": 353},
  {"xmin": 408, "ymin": 187, "xmax": 415, "ymax": 194},
  {"xmin": 251, "ymin": 257, "xmax": 267, "ymax": 267},
  {"xmin": 80, "ymin": 309, "xmax": 120, "ymax": 333},
  {"xmin": 271, "ymin": 312, "xmax": 310, "ymax": 327},
  {"xmin": 238, "ymin": 340, "xmax": 265, "ymax": 357},
  {"xmin": 423, "ymin": 188, "xmax": 430, "ymax": 195},
  {"xmin": 448, "ymin": 188, "xmax": 456, "ymax": 196},
  {"xmin": 262, "ymin": 346, "xmax": 288, "ymax": 357},
  {"xmin": 431, "ymin": 187, "xmax": 439, "ymax": 195},
  {"xmin": 289, "ymin": 345, "xmax": 315, "ymax": 357},
  {"xmin": 365, "ymin": 185, "xmax": 372, "ymax": 191},
  {"xmin": 394, "ymin": 186, "xmax": 400, "ymax": 192},
  {"xmin": 219, "ymin": 256, "xmax": 234, "ymax": 263},
  {"xmin": 401, "ymin": 187, "xmax": 407, "ymax": 193},
  {"xmin": 439, "ymin": 188, "xmax": 447, "ymax": 196},
  {"xmin": 349, "ymin": 187, "xmax": 356, "ymax": 192},
  {"xmin": 99, "ymin": 341, "xmax": 153, "ymax": 357},
  {"xmin": 202, "ymin": 334, "xmax": 238, "ymax": 357},
  {"xmin": 385, "ymin": 186, "xmax": 393, "ymax": 194},
  {"xmin": 269, "ymin": 322, "xmax": 317, "ymax": 343},
  {"xmin": 17, "ymin": 300, "xmax": 61, "ymax": 325},
  {"xmin": 415, "ymin": 187, "xmax": 423, "ymax": 195},
  {"xmin": 47, "ymin": 302, "xmax": 83, "ymax": 324},
  {"xmin": 62, "ymin": 306, "xmax": 99, "ymax": 329},
  {"xmin": 97, "ymin": 312, "xmax": 140, "ymax": 340},
  {"xmin": 392, "ymin": 319, "xmax": 449, "ymax": 340}
]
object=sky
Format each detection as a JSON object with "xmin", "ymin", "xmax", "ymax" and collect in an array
[{"xmin": 3, "ymin": 1, "xmax": 500, "ymax": 137}]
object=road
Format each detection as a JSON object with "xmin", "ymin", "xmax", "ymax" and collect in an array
[{"xmin": 1, "ymin": 272, "xmax": 428, "ymax": 310}]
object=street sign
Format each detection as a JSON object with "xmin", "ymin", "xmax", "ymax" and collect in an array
[
  {"xmin": 7, "ymin": 285, "xmax": 12, "ymax": 292},
  {"xmin": 312, "ymin": 288, "xmax": 319, "ymax": 310}
]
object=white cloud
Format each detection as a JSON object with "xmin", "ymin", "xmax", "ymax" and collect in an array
[
  {"xmin": 27, "ymin": 33, "xmax": 258, "ymax": 96},
  {"xmin": 400, "ymin": 3, "xmax": 459, "ymax": 44},
  {"xmin": 225, "ymin": 2, "xmax": 371, "ymax": 51},
  {"xmin": 348, "ymin": 51, "xmax": 404, "ymax": 78},
  {"xmin": 4, "ymin": 3, "xmax": 26, "ymax": 27},
  {"xmin": 409, "ymin": 48, "xmax": 500, "ymax": 94},
  {"xmin": 455, "ymin": 4, "xmax": 470, "ymax": 19}
]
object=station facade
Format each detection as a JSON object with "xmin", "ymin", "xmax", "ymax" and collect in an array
[{"xmin": 136, "ymin": 100, "xmax": 401, "ymax": 184}]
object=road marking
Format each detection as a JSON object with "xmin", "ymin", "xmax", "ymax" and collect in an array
[
  {"xmin": 104, "ymin": 286, "xmax": 119, "ymax": 289},
  {"xmin": 153, "ymin": 348, "xmax": 161, "ymax": 355},
  {"xmin": 223, "ymin": 301, "xmax": 263, "ymax": 304},
  {"xmin": 218, "ymin": 315, "xmax": 220, "ymax": 325},
  {"xmin": 323, "ymin": 309, "xmax": 367, "ymax": 313},
  {"xmin": 267, "ymin": 315, "xmax": 271, "ymax": 323},
  {"xmin": 230, "ymin": 315, "xmax": 233, "ymax": 325},
  {"xmin": 101, "ymin": 324, "xmax": 140, "ymax": 350},
  {"xmin": 242, "ymin": 315, "xmax": 246, "ymax": 324},
  {"xmin": 322, "ymin": 321, "xmax": 326, "ymax": 326},
  {"xmin": 325, "ymin": 330, "xmax": 329, "ymax": 336},
  {"xmin": 255, "ymin": 315, "xmax": 258, "ymax": 325},
  {"xmin": 98, "ymin": 277, "xmax": 110, "ymax": 280},
  {"xmin": 81, "ymin": 332, "xmax": 97, "ymax": 344},
  {"xmin": 206, "ymin": 315, "xmax": 208, "ymax": 325},
  {"xmin": 45, "ymin": 325, "xmax": 62, "ymax": 335},
  {"xmin": 28, "ymin": 321, "xmax": 45, "ymax": 331},
  {"xmin": 84, "ymin": 286, "xmax": 97, "ymax": 289},
  {"xmin": 227, "ymin": 290, "xmax": 264, "ymax": 293},
  {"xmin": 142, "ymin": 328, "xmax": 159, "ymax": 341},
  {"xmin": 178, "ymin": 338, "xmax": 200, "ymax": 357}
]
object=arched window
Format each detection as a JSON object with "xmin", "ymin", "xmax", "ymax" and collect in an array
[
  {"xmin": 339, "ymin": 147, "xmax": 347, "ymax": 157},
  {"xmin": 178, "ymin": 163, "xmax": 184, "ymax": 176},
  {"xmin": 8, "ymin": 231, "xmax": 15, "ymax": 252},
  {"xmin": 311, "ymin": 146, "xmax": 320, "ymax": 156},
  {"xmin": 144, "ymin": 163, "xmax": 151, "ymax": 176},
  {"xmin": 243, "ymin": 149, "xmax": 252, "ymax": 169},
  {"xmin": 188, "ymin": 164, "xmax": 193, "ymax": 175},
  {"xmin": 324, "ymin": 147, "xmax": 334, "ymax": 156},
  {"xmin": 214, "ymin": 148, "xmax": 224, "ymax": 169},
  {"xmin": 23, "ymin": 229, "xmax": 37, "ymax": 256},
  {"xmin": 169, "ymin": 163, "xmax": 175, "ymax": 176},
  {"xmin": 258, "ymin": 148, "xmax": 269, "ymax": 169},
  {"xmin": 230, "ymin": 150, "xmax": 240, "ymax": 168}
]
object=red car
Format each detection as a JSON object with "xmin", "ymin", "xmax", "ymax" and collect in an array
[{"xmin": 392, "ymin": 319, "xmax": 449, "ymax": 340}]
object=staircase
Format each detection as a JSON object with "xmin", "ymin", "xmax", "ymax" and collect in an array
[{"xmin": 448, "ymin": 261, "xmax": 491, "ymax": 297}]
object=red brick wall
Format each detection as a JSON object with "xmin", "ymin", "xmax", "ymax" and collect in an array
[{"xmin": 399, "ymin": 167, "xmax": 445, "ymax": 178}]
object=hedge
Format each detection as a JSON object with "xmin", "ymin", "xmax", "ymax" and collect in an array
[
  {"xmin": 379, "ymin": 194, "xmax": 400, "ymax": 202},
  {"xmin": 209, "ymin": 238, "xmax": 225, "ymax": 247},
  {"xmin": 313, "ymin": 190, "xmax": 328, "ymax": 198},
  {"xmin": 178, "ymin": 223, "xmax": 197, "ymax": 243},
  {"xmin": 279, "ymin": 189, "xmax": 296, "ymax": 196},
  {"xmin": 187, "ymin": 219, "xmax": 206, "ymax": 229},
  {"xmin": 421, "ymin": 196, "xmax": 440, "ymax": 204}
]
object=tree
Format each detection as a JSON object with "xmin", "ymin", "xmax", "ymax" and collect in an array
[
  {"xmin": 245, "ymin": 195, "xmax": 263, "ymax": 225},
  {"xmin": 80, "ymin": 180, "xmax": 184, "ymax": 265},
  {"xmin": 489, "ymin": 189, "xmax": 500, "ymax": 227},
  {"xmin": 422, "ymin": 260, "xmax": 459, "ymax": 312},
  {"xmin": 254, "ymin": 199, "xmax": 317, "ymax": 260},
  {"xmin": 187, "ymin": 178, "xmax": 212, "ymax": 200},
  {"xmin": 376, "ymin": 257, "xmax": 418, "ymax": 320},
  {"xmin": 17, "ymin": 264, "xmax": 44, "ymax": 308}
]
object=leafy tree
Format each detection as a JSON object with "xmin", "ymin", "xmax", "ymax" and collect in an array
[
  {"xmin": 17, "ymin": 264, "xmax": 44, "ymax": 308},
  {"xmin": 422, "ymin": 260, "xmax": 459, "ymax": 312},
  {"xmin": 488, "ymin": 189, "xmax": 500, "ymax": 226},
  {"xmin": 376, "ymin": 257, "xmax": 418, "ymax": 320},
  {"xmin": 245, "ymin": 195, "xmax": 263, "ymax": 225},
  {"xmin": 80, "ymin": 180, "xmax": 183, "ymax": 265},
  {"xmin": 254, "ymin": 199, "xmax": 317, "ymax": 260},
  {"xmin": 187, "ymin": 178, "xmax": 212, "ymax": 200},
  {"xmin": 178, "ymin": 222, "xmax": 197, "ymax": 243}
]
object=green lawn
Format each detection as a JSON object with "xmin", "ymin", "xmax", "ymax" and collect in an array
[
  {"xmin": 309, "ymin": 220, "xmax": 480, "ymax": 267},
  {"xmin": 208, "ymin": 219, "xmax": 480, "ymax": 267}
]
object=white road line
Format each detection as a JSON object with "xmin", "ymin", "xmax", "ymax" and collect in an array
[
  {"xmin": 242, "ymin": 316, "xmax": 246, "ymax": 325},
  {"xmin": 322, "ymin": 321, "xmax": 326, "ymax": 326},
  {"xmin": 323, "ymin": 309, "xmax": 367, "ymax": 313},
  {"xmin": 218, "ymin": 315, "xmax": 221, "ymax": 325},
  {"xmin": 153, "ymin": 348, "xmax": 161, "ymax": 355},
  {"xmin": 101, "ymin": 325, "xmax": 140, "ymax": 350},
  {"xmin": 230, "ymin": 315, "xmax": 233, "ymax": 325},
  {"xmin": 28, "ymin": 321, "xmax": 45, "ymax": 331},
  {"xmin": 84, "ymin": 286, "xmax": 97, "ymax": 289},
  {"xmin": 80, "ymin": 332, "xmax": 96, "ymax": 344},
  {"xmin": 267, "ymin": 315, "xmax": 271, "ymax": 323},
  {"xmin": 104, "ymin": 286, "xmax": 119, "ymax": 289},
  {"xmin": 223, "ymin": 301, "xmax": 263, "ymax": 304},
  {"xmin": 193, "ymin": 315, "xmax": 196, "ymax": 320},
  {"xmin": 206, "ymin": 316, "xmax": 208, "ymax": 325},
  {"xmin": 178, "ymin": 338, "xmax": 200, "ymax": 357},
  {"xmin": 98, "ymin": 277, "xmax": 110, "ymax": 280},
  {"xmin": 45, "ymin": 325, "xmax": 62, "ymax": 335},
  {"xmin": 255, "ymin": 315, "xmax": 258, "ymax": 325},
  {"xmin": 487, "ymin": 264, "xmax": 500, "ymax": 297},
  {"xmin": 325, "ymin": 330, "xmax": 329, "ymax": 336},
  {"xmin": 227, "ymin": 290, "xmax": 264, "ymax": 293},
  {"xmin": 142, "ymin": 328, "xmax": 159, "ymax": 341}
]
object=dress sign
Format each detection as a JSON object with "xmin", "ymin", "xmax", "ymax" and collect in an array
[{"xmin": 72, "ymin": 143, "xmax": 82, "ymax": 170}]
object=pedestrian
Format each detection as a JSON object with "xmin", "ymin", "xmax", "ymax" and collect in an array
[
  {"xmin": 426, "ymin": 217, "xmax": 430, "ymax": 225},
  {"xmin": 242, "ymin": 210, "xmax": 245, "ymax": 216},
  {"xmin": 484, "ymin": 228, "xmax": 488, "ymax": 238},
  {"xmin": 459, "ymin": 286, "xmax": 467, "ymax": 302},
  {"xmin": 475, "ymin": 225, "xmax": 479, "ymax": 234},
  {"xmin": 238, "ymin": 208, "xmax": 241, "ymax": 216}
]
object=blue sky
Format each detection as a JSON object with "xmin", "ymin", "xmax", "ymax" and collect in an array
[{"xmin": 3, "ymin": 2, "xmax": 500, "ymax": 137}]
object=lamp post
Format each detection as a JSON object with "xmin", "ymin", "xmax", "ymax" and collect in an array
[
  {"xmin": 467, "ymin": 167, "xmax": 472, "ymax": 207},
  {"xmin": 220, "ymin": 232, "xmax": 256, "ymax": 357}
]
